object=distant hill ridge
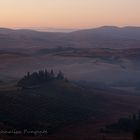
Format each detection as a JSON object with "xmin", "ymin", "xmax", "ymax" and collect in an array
[
  {"xmin": 0, "ymin": 26, "xmax": 140, "ymax": 49},
  {"xmin": 0, "ymin": 26, "xmax": 140, "ymax": 33}
]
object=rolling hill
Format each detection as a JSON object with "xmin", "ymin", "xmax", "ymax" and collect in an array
[{"xmin": 0, "ymin": 26, "xmax": 140, "ymax": 50}]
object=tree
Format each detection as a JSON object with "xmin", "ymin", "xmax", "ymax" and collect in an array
[
  {"xmin": 133, "ymin": 114, "xmax": 137, "ymax": 121},
  {"xmin": 38, "ymin": 70, "xmax": 45, "ymax": 82},
  {"xmin": 44, "ymin": 69, "xmax": 48, "ymax": 81},
  {"xmin": 50, "ymin": 69, "xmax": 55, "ymax": 79},
  {"xmin": 27, "ymin": 72, "xmax": 30, "ymax": 79},
  {"xmin": 57, "ymin": 71, "xmax": 64, "ymax": 80}
]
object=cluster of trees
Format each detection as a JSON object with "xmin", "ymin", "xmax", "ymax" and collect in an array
[
  {"xmin": 132, "ymin": 111, "xmax": 140, "ymax": 121},
  {"xmin": 17, "ymin": 69, "xmax": 67, "ymax": 88},
  {"xmin": 132, "ymin": 111, "xmax": 140, "ymax": 140},
  {"xmin": 104, "ymin": 110, "xmax": 140, "ymax": 140}
]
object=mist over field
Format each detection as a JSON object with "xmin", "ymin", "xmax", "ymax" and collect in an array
[
  {"xmin": 1, "ymin": 26, "xmax": 140, "ymax": 140},
  {"xmin": 1, "ymin": 53, "xmax": 140, "ymax": 85},
  {"xmin": 1, "ymin": 26, "xmax": 140, "ymax": 92}
]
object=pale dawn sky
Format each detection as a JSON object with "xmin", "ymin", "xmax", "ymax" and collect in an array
[{"xmin": 0, "ymin": 0, "xmax": 140, "ymax": 29}]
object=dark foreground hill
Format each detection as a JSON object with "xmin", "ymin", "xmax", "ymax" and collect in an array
[
  {"xmin": 0, "ymin": 70, "xmax": 96, "ymax": 135},
  {"xmin": 1, "ymin": 70, "xmax": 140, "ymax": 140}
]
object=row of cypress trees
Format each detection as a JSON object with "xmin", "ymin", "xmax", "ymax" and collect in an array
[{"xmin": 17, "ymin": 69, "xmax": 66, "ymax": 88}]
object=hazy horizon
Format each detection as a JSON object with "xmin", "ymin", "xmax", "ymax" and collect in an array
[{"xmin": 1, "ymin": 25, "xmax": 140, "ymax": 33}]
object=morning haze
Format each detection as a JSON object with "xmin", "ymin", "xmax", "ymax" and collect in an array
[{"xmin": 1, "ymin": 1, "xmax": 140, "ymax": 140}]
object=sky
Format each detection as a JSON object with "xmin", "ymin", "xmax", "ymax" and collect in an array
[{"xmin": 0, "ymin": 0, "xmax": 140, "ymax": 29}]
